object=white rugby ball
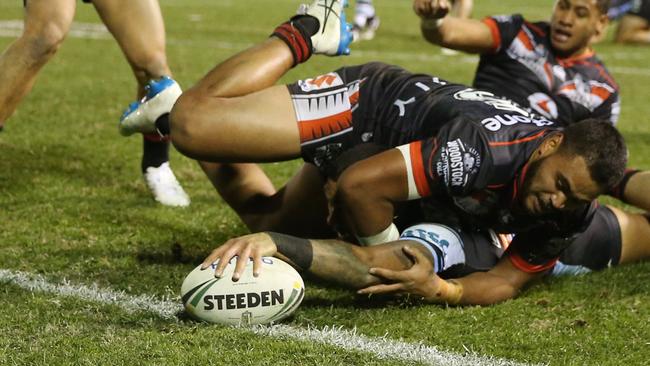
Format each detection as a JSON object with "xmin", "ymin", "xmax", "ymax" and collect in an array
[{"xmin": 181, "ymin": 257, "xmax": 304, "ymax": 326}]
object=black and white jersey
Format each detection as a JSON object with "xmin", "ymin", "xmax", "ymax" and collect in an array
[
  {"xmin": 474, "ymin": 14, "xmax": 620, "ymax": 126},
  {"xmin": 288, "ymin": 62, "xmax": 595, "ymax": 272}
]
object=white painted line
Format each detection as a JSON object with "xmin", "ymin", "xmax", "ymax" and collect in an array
[
  {"xmin": 0, "ymin": 268, "xmax": 535, "ymax": 366},
  {"xmin": 0, "ymin": 268, "xmax": 181, "ymax": 318},
  {"xmin": 1, "ymin": 20, "xmax": 649, "ymax": 77},
  {"xmin": 0, "ymin": 20, "xmax": 111, "ymax": 40},
  {"xmin": 255, "ymin": 324, "xmax": 535, "ymax": 366}
]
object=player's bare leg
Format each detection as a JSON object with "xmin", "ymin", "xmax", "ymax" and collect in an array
[
  {"xmin": 93, "ymin": 0, "xmax": 189, "ymax": 206},
  {"xmin": 172, "ymin": 38, "xmax": 303, "ymax": 228},
  {"xmin": 93, "ymin": 0, "xmax": 170, "ymax": 88},
  {"xmin": 0, "ymin": 0, "xmax": 75, "ymax": 129},
  {"xmin": 169, "ymin": 1, "xmax": 351, "ymax": 233},
  {"xmin": 172, "ymin": 39, "xmax": 301, "ymax": 162},
  {"xmin": 201, "ymin": 162, "xmax": 333, "ymax": 237},
  {"xmin": 615, "ymin": 14, "xmax": 650, "ymax": 44},
  {"xmin": 171, "ymin": 0, "xmax": 352, "ymax": 161},
  {"xmin": 610, "ymin": 206, "xmax": 650, "ymax": 264}
]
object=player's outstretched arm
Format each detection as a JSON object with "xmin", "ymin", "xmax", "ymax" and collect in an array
[
  {"xmin": 360, "ymin": 252, "xmax": 542, "ymax": 305},
  {"xmin": 446, "ymin": 256, "xmax": 541, "ymax": 305},
  {"xmin": 201, "ymin": 232, "xmax": 439, "ymax": 291},
  {"xmin": 413, "ymin": 0, "xmax": 493, "ymax": 53}
]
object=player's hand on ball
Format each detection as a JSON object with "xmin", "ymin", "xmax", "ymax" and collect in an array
[
  {"xmin": 413, "ymin": 0, "xmax": 450, "ymax": 20},
  {"xmin": 201, "ymin": 233, "xmax": 278, "ymax": 281},
  {"xmin": 357, "ymin": 245, "xmax": 442, "ymax": 299}
]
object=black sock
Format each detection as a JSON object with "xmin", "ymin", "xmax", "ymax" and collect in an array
[
  {"xmin": 155, "ymin": 113, "xmax": 171, "ymax": 136},
  {"xmin": 291, "ymin": 15, "xmax": 319, "ymax": 36},
  {"xmin": 141, "ymin": 137, "xmax": 169, "ymax": 173},
  {"xmin": 271, "ymin": 15, "xmax": 319, "ymax": 66}
]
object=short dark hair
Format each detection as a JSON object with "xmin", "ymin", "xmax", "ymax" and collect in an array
[{"xmin": 558, "ymin": 119, "xmax": 627, "ymax": 192}]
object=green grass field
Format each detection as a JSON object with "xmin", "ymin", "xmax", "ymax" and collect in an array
[{"xmin": 1, "ymin": 1, "xmax": 649, "ymax": 365}]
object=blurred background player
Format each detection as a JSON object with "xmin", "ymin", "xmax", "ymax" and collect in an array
[
  {"xmin": 414, "ymin": 0, "xmax": 617, "ymax": 123},
  {"xmin": 0, "ymin": 0, "xmax": 189, "ymax": 207},
  {"xmin": 352, "ymin": 0, "xmax": 380, "ymax": 41},
  {"xmin": 353, "ymin": 0, "xmax": 473, "ymax": 42},
  {"xmin": 611, "ymin": 0, "xmax": 650, "ymax": 43}
]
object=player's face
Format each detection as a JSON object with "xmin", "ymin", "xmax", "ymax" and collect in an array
[
  {"xmin": 550, "ymin": 0, "xmax": 607, "ymax": 57},
  {"xmin": 519, "ymin": 152, "xmax": 600, "ymax": 216}
]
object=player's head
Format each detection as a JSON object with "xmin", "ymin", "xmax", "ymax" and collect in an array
[
  {"xmin": 550, "ymin": 0, "xmax": 610, "ymax": 57},
  {"xmin": 519, "ymin": 119, "xmax": 626, "ymax": 216}
]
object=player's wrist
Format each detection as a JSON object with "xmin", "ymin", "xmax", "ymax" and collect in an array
[{"xmin": 425, "ymin": 279, "xmax": 463, "ymax": 305}]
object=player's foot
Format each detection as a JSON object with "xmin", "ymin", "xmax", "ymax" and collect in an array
[
  {"xmin": 298, "ymin": 0, "xmax": 353, "ymax": 56},
  {"xmin": 352, "ymin": 15, "xmax": 380, "ymax": 42},
  {"xmin": 119, "ymin": 76, "xmax": 182, "ymax": 136},
  {"xmin": 144, "ymin": 162, "xmax": 190, "ymax": 207}
]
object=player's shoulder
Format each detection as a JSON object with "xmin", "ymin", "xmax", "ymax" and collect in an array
[
  {"xmin": 488, "ymin": 13, "xmax": 524, "ymax": 24},
  {"xmin": 566, "ymin": 51, "xmax": 619, "ymax": 90}
]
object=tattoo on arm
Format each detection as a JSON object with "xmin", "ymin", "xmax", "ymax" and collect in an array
[
  {"xmin": 266, "ymin": 232, "xmax": 313, "ymax": 271},
  {"xmin": 267, "ymin": 233, "xmax": 382, "ymax": 289}
]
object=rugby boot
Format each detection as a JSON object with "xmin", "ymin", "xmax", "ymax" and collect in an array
[
  {"xmin": 119, "ymin": 76, "xmax": 181, "ymax": 136},
  {"xmin": 352, "ymin": 15, "xmax": 380, "ymax": 42},
  {"xmin": 143, "ymin": 162, "xmax": 190, "ymax": 207},
  {"xmin": 297, "ymin": 0, "xmax": 353, "ymax": 56}
]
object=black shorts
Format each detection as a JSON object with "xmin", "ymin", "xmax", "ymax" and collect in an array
[
  {"xmin": 557, "ymin": 205, "xmax": 622, "ymax": 270},
  {"xmin": 286, "ymin": 62, "xmax": 415, "ymax": 172}
]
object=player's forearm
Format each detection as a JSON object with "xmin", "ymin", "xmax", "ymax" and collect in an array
[
  {"xmin": 267, "ymin": 232, "xmax": 378, "ymax": 288},
  {"xmin": 422, "ymin": 274, "xmax": 517, "ymax": 306},
  {"xmin": 334, "ymin": 150, "xmax": 406, "ymax": 239},
  {"xmin": 450, "ymin": 271, "xmax": 521, "ymax": 305},
  {"xmin": 336, "ymin": 187, "xmax": 396, "ymax": 238},
  {"xmin": 421, "ymin": 17, "xmax": 493, "ymax": 54},
  {"xmin": 621, "ymin": 171, "xmax": 650, "ymax": 211}
]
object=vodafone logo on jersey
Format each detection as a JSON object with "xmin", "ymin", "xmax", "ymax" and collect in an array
[{"xmin": 527, "ymin": 92, "xmax": 558, "ymax": 120}]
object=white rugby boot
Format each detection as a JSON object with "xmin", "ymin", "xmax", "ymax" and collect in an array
[
  {"xmin": 143, "ymin": 162, "xmax": 190, "ymax": 207},
  {"xmin": 352, "ymin": 0, "xmax": 379, "ymax": 42},
  {"xmin": 352, "ymin": 15, "xmax": 380, "ymax": 42},
  {"xmin": 297, "ymin": 0, "xmax": 353, "ymax": 56},
  {"xmin": 119, "ymin": 76, "xmax": 182, "ymax": 136}
]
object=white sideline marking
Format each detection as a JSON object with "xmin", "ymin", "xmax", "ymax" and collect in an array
[
  {"xmin": 0, "ymin": 268, "xmax": 534, "ymax": 366},
  {"xmin": 0, "ymin": 20, "xmax": 649, "ymax": 77}
]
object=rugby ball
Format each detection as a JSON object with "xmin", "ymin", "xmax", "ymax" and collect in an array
[{"xmin": 181, "ymin": 257, "xmax": 304, "ymax": 326}]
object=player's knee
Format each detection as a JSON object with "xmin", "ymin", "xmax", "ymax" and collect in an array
[
  {"xmin": 170, "ymin": 91, "xmax": 202, "ymax": 154},
  {"xmin": 22, "ymin": 22, "xmax": 69, "ymax": 61},
  {"xmin": 171, "ymin": 91, "xmax": 234, "ymax": 158}
]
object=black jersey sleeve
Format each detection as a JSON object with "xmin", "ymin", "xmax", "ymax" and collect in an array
[
  {"xmin": 556, "ymin": 62, "xmax": 621, "ymax": 126},
  {"xmin": 591, "ymin": 87, "xmax": 621, "ymax": 125},
  {"xmin": 482, "ymin": 14, "xmax": 525, "ymax": 53},
  {"xmin": 398, "ymin": 119, "xmax": 492, "ymax": 199},
  {"xmin": 505, "ymin": 201, "xmax": 598, "ymax": 273}
]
